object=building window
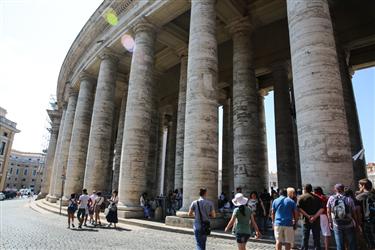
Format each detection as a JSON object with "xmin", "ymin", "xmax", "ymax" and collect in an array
[
  {"xmin": 10, "ymin": 163, "xmax": 14, "ymax": 166},
  {"xmin": 22, "ymin": 178, "xmax": 26, "ymax": 181},
  {"xmin": 31, "ymin": 179, "xmax": 35, "ymax": 182},
  {"xmin": 24, "ymin": 169, "xmax": 27, "ymax": 176},
  {"xmin": 0, "ymin": 141, "xmax": 6, "ymax": 155},
  {"xmin": 3, "ymin": 132, "xmax": 8, "ymax": 137},
  {"xmin": 9, "ymin": 168, "xmax": 13, "ymax": 174},
  {"xmin": 32, "ymin": 170, "xmax": 36, "ymax": 176},
  {"xmin": 16, "ymin": 169, "xmax": 19, "ymax": 175},
  {"xmin": 6, "ymin": 183, "xmax": 9, "ymax": 187}
]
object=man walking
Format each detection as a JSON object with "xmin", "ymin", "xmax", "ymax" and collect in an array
[
  {"xmin": 272, "ymin": 188, "xmax": 299, "ymax": 250},
  {"xmin": 77, "ymin": 189, "xmax": 90, "ymax": 229},
  {"xmin": 356, "ymin": 178, "xmax": 375, "ymax": 250},
  {"xmin": 188, "ymin": 188, "xmax": 216, "ymax": 250},
  {"xmin": 327, "ymin": 184, "xmax": 358, "ymax": 250},
  {"xmin": 297, "ymin": 184, "xmax": 324, "ymax": 250}
]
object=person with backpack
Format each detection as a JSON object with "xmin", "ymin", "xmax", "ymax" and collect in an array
[
  {"xmin": 297, "ymin": 184, "xmax": 324, "ymax": 250},
  {"xmin": 271, "ymin": 188, "xmax": 299, "ymax": 250},
  {"xmin": 327, "ymin": 183, "xmax": 359, "ymax": 250},
  {"xmin": 225, "ymin": 193, "xmax": 261, "ymax": 250},
  {"xmin": 356, "ymin": 178, "xmax": 375, "ymax": 250},
  {"xmin": 93, "ymin": 191, "xmax": 105, "ymax": 226},
  {"xmin": 67, "ymin": 193, "xmax": 77, "ymax": 229},
  {"xmin": 188, "ymin": 188, "xmax": 216, "ymax": 250}
]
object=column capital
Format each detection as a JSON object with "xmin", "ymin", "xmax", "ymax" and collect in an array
[
  {"xmin": 226, "ymin": 16, "xmax": 253, "ymax": 35},
  {"xmin": 79, "ymin": 71, "xmax": 96, "ymax": 83},
  {"xmin": 176, "ymin": 47, "xmax": 188, "ymax": 58},
  {"xmin": 133, "ymin": 18, "xmax": 158, "ymax": 35},
  {"xmin": 98, "ymin": 48, "xmax": 120, "ymax": 63},
  {"xmin": 68, "ymin": 86, "xmax": 79, "ymax": 98},
  {"xmin": 258, "ymin": 88, "xmax": 269, "ymax": 97}
]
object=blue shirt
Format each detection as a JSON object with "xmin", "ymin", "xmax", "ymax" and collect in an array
[
  {"xmin": 189, "ymin": 197, "xmax": 214, "ymax": 230},
  {"xmin": 272, "ymin": 196, "xmax": 296, "ymax": 226}
]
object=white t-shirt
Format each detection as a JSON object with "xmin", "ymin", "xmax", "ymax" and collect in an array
[
  {"xmin": 90, "ymin": 194, "xmax": 97, "ymax": 204},
  {"xmin": 79, "ymin": 194, "xmax": 90, "ymax": 209}
]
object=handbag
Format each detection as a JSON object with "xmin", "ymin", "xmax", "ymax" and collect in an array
[
  {"xmin": 197, "ymin": 201, "xmax": 211, "ymax": 235},
  {"xmin": 104, "ymin": 208, "xmax": 110, "ymax": 216}
]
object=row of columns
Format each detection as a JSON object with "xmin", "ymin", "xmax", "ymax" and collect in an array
[{"xmin": 42, "ymin": 0, "xmax": 365, "ymax": 217}]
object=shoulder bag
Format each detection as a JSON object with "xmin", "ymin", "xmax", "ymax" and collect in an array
[{"xmin": 197, "ymin": 201, "xmax": 211, "ymax": 235}]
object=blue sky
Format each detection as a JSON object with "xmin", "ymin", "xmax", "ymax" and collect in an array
[{"xmin": 1, "ymin": 1, "xmax": 374, "ymax": 171}]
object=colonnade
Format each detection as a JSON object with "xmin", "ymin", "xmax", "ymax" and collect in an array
[{"xmin": 41, "ymin": 0, "xmax": 365, "ymax": 219}]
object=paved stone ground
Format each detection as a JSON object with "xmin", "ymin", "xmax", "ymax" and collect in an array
[{"xmin": 0, "ymin": 199, "xmax": 274, "ymax": 250}]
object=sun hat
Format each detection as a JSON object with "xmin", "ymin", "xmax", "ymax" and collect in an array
[{"xmin": 232, "ymin": 193, "xmax": 248, "ymax": 206}]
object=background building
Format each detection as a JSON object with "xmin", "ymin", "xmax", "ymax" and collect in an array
[
  {"xmin": 0, "ymin": 107, "xmax": 20, "ymax": 190},
  {"xmin": 367, "ymin": 163, "xmax": 375, "ymax": 184},
  {"xmin": 4, "ymin": 150, "xmax": 45, "ymax": 193}
]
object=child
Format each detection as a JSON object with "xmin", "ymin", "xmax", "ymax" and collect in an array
[{"xmin": 67, "ymin": 193, "xmax": 77, "ymax": 228}]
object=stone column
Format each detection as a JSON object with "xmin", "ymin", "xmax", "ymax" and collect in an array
[
  {"xmin": 174, "ymin": 52, "xmax": 188, "ymax": 191},
  {"xmin": 112, "ymin": 84, "xmax": 128, "ymax": 192},
  {"xmin": 47, "ymin": 106, "xmax": 66, "ymax": 202},
  {"xmin": 156, "ymin": 112, "xmax": 169, "ymax": 196},
  {"xmin": 63, "ymin": 73, "xmax": 96, "ymax": 199},
  {"xmin": 165, "ymin": 111, "xmax": 177, "ymax": 194},
  {"xmin": 258, "ymin": 90, "xmax": 269, "ymax": 191},
  {"xmin": 84, "ymin": 51, "xmax": 118, "ymax": 193},
  {"xmin": 50, "ymin": 88, "xmax": 78, "ymax": 201},
  {"xmin": 38, "ymin": 110, "xmax": 61, "ymax": 199},
  {"xmin": 118, "ymin": 20, "xmax": 156, "ymax": 217},
  {"xmin": 272, "ymin": 62, "xmax": 296, "ymax": 189},
  {"xmin": 290, "ymin": 84, "xmax": 302, "ymax": 189},
  {"xmin": 230, "ymin": 17, "xmax": 264, "ymax": 195},
  {"xmin": 287, "ymin": 0, "xmax": 353, "ymax": 191},
  {"xmin": 180, "ymin": 0, "xmax": 218, "ymax": 212},
  {"xmin": 337, "ymin": 49, "xmax": 367, "ymax": 182},
  {"xmin": 221, "ymin": 97, "xmax": 233, "ymax": 197},
  {"xmin": 146, "ymin": 71, "xmax": 161, "ymax": 198}
]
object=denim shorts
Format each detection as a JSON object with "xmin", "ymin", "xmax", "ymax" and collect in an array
[{"xmin": 236, "ymin": 233, "xmax": 250, "ymax": 243}]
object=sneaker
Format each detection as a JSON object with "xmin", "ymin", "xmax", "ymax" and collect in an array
[
  {"xmin": 78, "ymin": 225, "xmax": 82, "ymax": 229},
  {"xmin": 72, "ymin": 224, "xmax": 75, "ymax": 228},
  {"xmin": 67, "ymin": 226, "xmax": 70, "ymax": 229},
  {"xmin": 84, "ymin": 223, "xmax": 87, "ymax": 227}
]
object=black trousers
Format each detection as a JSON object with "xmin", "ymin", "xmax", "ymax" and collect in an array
[{"xmin": 301, "ymin": 221, "xmax": 321, "ymax": 250}]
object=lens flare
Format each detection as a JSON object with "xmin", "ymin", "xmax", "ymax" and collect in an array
[
  {"xmin": 104, "ymin": 8, "xmax": 118, "ymax": 26},
  {"xmin": 121, "ymin": 34, "xmax": 135, "ymax": 52}
]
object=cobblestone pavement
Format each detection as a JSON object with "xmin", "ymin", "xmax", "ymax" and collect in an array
[{"xmin": 0, "ymin": 199, "xmax": 274, "ymax": 250}]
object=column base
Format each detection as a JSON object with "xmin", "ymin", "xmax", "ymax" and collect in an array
[
  {"xmin": 165, "ymin": 211, "xmax": 227, "ymax": 229},
  {"xmin": 46, "ymin": 195, "xmax": 58, "ymax": 203},
  {"xmin": 117, "ymin": 206, "xmax": 144, "ymax": 219},
  {"xmin": 58, "ymin": 196, "xmax": 69, "ymax": 206},
  {"xmin": 36, "ymin": 192, "xmax": 47, "ymax": 200}
]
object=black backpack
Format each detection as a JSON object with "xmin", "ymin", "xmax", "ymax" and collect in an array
[{"xmin": 364, "ymin": 191, "xmax": 375, "ymax": 222}]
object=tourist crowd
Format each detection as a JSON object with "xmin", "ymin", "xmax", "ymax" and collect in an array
[{"xmin": 189, "ymin": 178, "xmax": 375, "ymax": 250}]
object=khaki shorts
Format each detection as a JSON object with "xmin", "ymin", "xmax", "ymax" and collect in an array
[{"xmin": 274, "ymin": 226, "xmax": 294, "ymax": 244}]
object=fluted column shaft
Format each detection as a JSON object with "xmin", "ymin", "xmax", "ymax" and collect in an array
[
  {"xmin": 272, "ymin": 64, "xmax": 296, "ymax": 189},
  {"xmin": 84, "ymin": 53, "xmax": 118, "ymax": 193},
  {"xmin": 51, "ymin": 91, "xmax": 78, "ymax": 199},
  {"xmin": 63, "ymin": 75, "xmax": 96, "ymax": 197},
  {"xmin": 174, "ymin": 54, "xmax": 188, "ymax": 191},
  {"xmin": 112, "ymin": 85, "xmax": 128, "ymax": 192},
  {"xmin": 119, "ymin": 21, "xmax": 156, "ymax": 208},
  {"xmin": 165, "ymin": 112, "xmax": 177, "ymax": 194},
  {"xmin": 231, "ymin": 18, "xmax": 264, "ymax": 195},
  {"xmin": 287, "ymin": 0, "xmax": 353, "ymax": 191},
  {"xmin": 258, "ymin": 92, "xmax": 269, "ymax": 190},
  {"xmin": 39, "ymin": 114, "xmax": 60, "ymax": 197},
  {"xmin": 181, "ymin": 0, "xmax": 218, "ymax": 211},
  {"xmin": 222, "ymin": 98, "xmax": 233, "ymax": 196},
  {"xmin": 48, "ymin": 107, "xmax": 66, "ymax": 201}
]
